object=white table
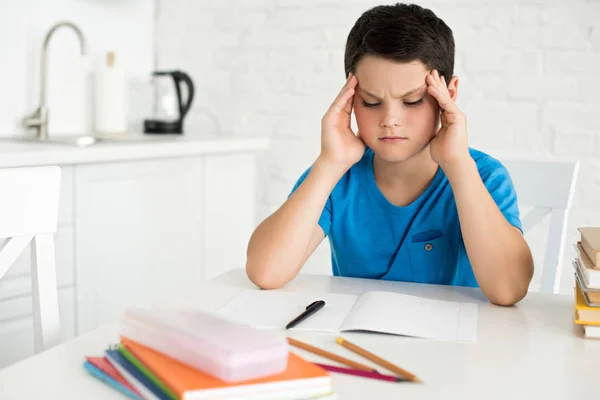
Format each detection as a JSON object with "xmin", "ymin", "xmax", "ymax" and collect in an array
[{"xmin": 1, "ymin": 268, "xmax": 598, "ymax": 399}]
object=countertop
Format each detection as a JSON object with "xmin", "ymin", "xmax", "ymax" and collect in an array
[{"xmin": 0, "ymin": 133, "xmax": 270, "ymax": 168}]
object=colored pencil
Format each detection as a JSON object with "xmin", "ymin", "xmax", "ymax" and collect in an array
[
  {"xmin": 287, "ymin": 337, "xmax": 377, "ymax": 373},
  {"xmin": 335, "ymin": 337, "xmax": 422, "ymax": 383},
  {"xmin": 314, "ymin": 363, "xmax": 407, "ymax": 383}
]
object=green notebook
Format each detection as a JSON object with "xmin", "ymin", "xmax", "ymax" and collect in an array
[{"xmin": 117, "ymin": 343, "xmax": 178, "ymax": 400}]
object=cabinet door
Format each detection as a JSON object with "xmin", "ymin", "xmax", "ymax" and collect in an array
[
  {"xmin": 203, "ymin": 154, "xmax": 257, "ymax": 281},
  {"xmin": 0, "ymin": 287, "xmax": 75, "ymax": 369},
  {"xmin": 57, "ymin": 165, "xmax": 74, "ymax": 226},
  {"xmin": 74, "ymin": 157, "xmax": 204, "ymax": 335}
]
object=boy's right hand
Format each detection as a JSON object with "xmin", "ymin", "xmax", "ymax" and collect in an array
[{"xmin": 318, "ymin": 73, "xmax": 366, "ymax": 171}]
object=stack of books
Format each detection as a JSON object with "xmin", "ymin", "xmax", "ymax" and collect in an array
[
  {"xmin": 82, "ymin": 308, "xmax": 337, "ymax": 399},
  {"xmin": 574, "ymin": 227, "xmax": 600, "ymax": 339}
]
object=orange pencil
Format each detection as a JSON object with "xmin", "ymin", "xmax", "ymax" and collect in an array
[
  {"xmin": 336, "ymin": 337, "xmax": 423, "ymax": 383},
  {"xmin": 287, "ymin": 337, "xmax": 377, "ymax": 373}
]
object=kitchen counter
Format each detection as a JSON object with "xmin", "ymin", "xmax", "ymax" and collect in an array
[{"xmin": 0, "ymin": 133, "xmax": 270, "ymax": 168}]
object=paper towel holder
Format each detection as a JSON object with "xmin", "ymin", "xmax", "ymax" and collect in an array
[{"xmin": 143, "ymin": 70, "xmax": 195, "ymax": 134}]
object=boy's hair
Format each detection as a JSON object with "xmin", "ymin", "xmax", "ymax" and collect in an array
[{"xmin": 344, "ymin": 3, "xmax": 455, "ymax": 82}]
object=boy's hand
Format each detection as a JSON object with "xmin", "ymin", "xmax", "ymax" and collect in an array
[
  {"xmin": 427, "ymin": 70, "xmax": 470, "ymax": 170},
  {"xmin": 318, "ymin": 73, "xmax": 366, "ymax": 170}
]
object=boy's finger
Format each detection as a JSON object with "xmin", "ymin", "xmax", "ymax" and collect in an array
[
  {"xmin": 336, "ymin": 74, "xmax": 353, "ymax": 97},
  {"xmin": 427, "ymin": 85, "xmax": 458, "ymax": 114},
  {"xmin": 332, "ymin": 74, "xmax": 357, "ymax": 106},
  {"xmin": 330, "ymin": 87, "xmax": 355, "ymax": 114},
  {"xmin": 342, "ymin": 91, "xmax": 354, "ymax": 115}
]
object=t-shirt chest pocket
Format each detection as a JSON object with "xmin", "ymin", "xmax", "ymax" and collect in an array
[{"xmin": 407, "ymin": 230, "xmax": 455, "ymax": 284}]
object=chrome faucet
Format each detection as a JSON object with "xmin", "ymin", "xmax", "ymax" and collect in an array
[{"xmin": 22, "ymin": 21, "xmax": 87, "ymax": 139}]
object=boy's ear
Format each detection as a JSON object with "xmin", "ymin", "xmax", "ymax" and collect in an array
[{"xmin": 447, "ymin": 76, "xmax": 459, "ymax": 102}]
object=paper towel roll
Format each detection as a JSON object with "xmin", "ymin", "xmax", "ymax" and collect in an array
[
  {"xmin": 47, "ymin": 55, "xmax": 93, "ymax": 134},
  {"xmin": 94, "ymin": 52, "xmax": 127, "ymax": 134}
]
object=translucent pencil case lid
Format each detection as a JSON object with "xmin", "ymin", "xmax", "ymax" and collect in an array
[{"xmin": 120, "ymin": 307, "xmax": 289, "ymax": 382}]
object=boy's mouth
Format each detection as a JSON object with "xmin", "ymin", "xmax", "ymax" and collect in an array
[{"xmin": 379, "ymin": 136, "xmax": 408, "ymax": 143}]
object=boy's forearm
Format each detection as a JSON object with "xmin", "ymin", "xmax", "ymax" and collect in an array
[
  {"xmin": 444, "ymin": 159, "xmax": 534, "ymax": 306},
  {"xmin": 246, "ymin": 157, "xmax": 348, "ymax": 289}
]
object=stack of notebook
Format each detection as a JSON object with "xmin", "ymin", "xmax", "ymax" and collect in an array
[
  {"xmin": 573, "ymin": 227, "xmax": 600, "ymax": 339},
  {"xmin": 83, "ymin": 308, "xmax": 336, "ymax": 399}
]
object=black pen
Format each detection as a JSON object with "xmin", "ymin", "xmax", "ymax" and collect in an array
[{"xmin": 285, "ymin": 300, "xmax": 326, "ymax": 330}]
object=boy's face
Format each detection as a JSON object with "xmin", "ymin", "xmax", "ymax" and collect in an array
[{"xmin": 353, "ymin": 56, "xmax": 456, "ymax": 163}]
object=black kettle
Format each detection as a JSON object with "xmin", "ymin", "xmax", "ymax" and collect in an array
[{"xmin": 144, "ymin": 70, "xmax": 194, "ymax": 134}]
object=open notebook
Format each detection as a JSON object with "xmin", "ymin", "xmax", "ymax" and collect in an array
[{"xmin": 217, "ymin": 289, "xmax": 478, "ymax": 342}]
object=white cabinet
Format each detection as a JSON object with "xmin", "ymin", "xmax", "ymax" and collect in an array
[
  {"xmin": 75, "ymin": 157, "xmax": 205, "ymax": 334},
  {"xmin": 74, "ymin": 154, "xmax": 258, "ymax": 335},
  {"xmin": 0, "ymin": 148, "xmax": 262, "ymax": 366},
  {"xmin": 203, "ymin": 154, "xmax": 256, "ymax": 281}
]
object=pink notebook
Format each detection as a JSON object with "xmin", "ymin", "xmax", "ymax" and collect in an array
[{"xmin": 85, "ymin": 356, "xmax": 142, "ymax": 397}]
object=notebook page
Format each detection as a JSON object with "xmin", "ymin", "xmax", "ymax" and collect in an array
[
  {"xmin": 217, "ymin": 290, "xmax": 359, "ymax": 332},
  {"xmin": 339, "ymin": 291, "xmax": 478, "ymax": 342}
]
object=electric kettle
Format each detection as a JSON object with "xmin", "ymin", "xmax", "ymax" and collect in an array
[{"xmin": 143, "ymin": 70, "xmax": 194, "ymax": 134}]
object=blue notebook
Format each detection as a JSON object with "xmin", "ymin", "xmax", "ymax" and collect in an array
[
  {"xmin": 105, "ymin": 348, "xmax": 171, "ymax": 400},
  {"xmin": 83, "ymin": 361, "xmax": 142, "ymax": 400}
]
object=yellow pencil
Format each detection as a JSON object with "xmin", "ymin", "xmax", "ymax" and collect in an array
[
  {"xmin": 287, "ymin": 337, "xmax": 378, "ymax": 373},
  {"xmin": 336, "ymin": 337, "xmax": 423, "ymax": 383}
]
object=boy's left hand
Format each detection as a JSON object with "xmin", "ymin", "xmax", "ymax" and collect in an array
[{"xmin": 426, "ymin": 70, "xmax": 470, "ymax": 170}]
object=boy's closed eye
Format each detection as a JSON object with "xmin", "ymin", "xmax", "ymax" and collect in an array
[
  {"xmin": 361, "ymin": 98, "xmax": 424, "ymax": 108},
  {"xmin": 357, "ymin": 85, "xmax": 427, "ymax": 108}
]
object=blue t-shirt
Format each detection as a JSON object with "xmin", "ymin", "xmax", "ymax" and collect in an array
[{"xmin": 289, "ymin": 147, "xmax": 523, "ymax": 288}]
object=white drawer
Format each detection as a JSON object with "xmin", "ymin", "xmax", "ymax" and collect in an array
[
  {"xmin": 0, "ymin": 286, "xmax": 75, "ymax": 369},
  {"xmin": 58, "ymin": 165, "xmax": 73, "ymax": 226},
  {"xmin": 0, "ymin": 226, "xmax": 74, "ymax": 300}
]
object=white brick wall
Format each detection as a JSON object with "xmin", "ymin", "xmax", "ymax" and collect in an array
[{"xmin": 157, "ymin": 0, "xmax": 600, "ymax": 294}]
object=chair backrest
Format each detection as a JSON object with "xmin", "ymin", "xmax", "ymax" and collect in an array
[
  {"xmin": 499, "ymin": 157, "xmax": 580, "ymax": 294},
  {"xmin": 0, "ymin": 166, "xmax": 61, "ymax": 278},
  {"xmin": 0, "ymin": 166, "xmax": 62, "ymax": 354},
  {"xmin": 0, "ymin": 166, "xmax": 61, "ymax": 238}
]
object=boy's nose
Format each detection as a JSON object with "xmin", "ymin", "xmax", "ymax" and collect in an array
[
  {"xmin": 381, "ymin": 120, "xmax": 401, "ymax": 128},
  {"xmin": 381, "ymin": 111, "xmax": 403, "ymax": 128},
  {"xmin": 380, "ymin": 103, "xmax": 406, "ymax": 128}
]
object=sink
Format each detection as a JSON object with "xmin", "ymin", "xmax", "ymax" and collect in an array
[
  {"xmin": 37, "ymin": 135, "xmax": 104, "ymax": 147},
  {"xmin": 5, "ymin": 134, "xmax": 176, "ymax": 147}
]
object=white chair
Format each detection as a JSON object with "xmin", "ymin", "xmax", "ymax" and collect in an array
[
  {"xmin": 0, "ymin": 166, "xmax": 62, "ymax": 352},
  {"xmin": 499, "ymin": 157, "xmax": 580, "ymax": 294}
]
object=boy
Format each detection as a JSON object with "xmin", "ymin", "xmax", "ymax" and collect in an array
[{"xmin": 246, "ymin": 3, "xmax": 534, "ymax": 306}]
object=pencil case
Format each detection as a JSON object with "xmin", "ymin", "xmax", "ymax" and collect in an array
[{"xmin": 120, "ymin": 307, "xmax": 289, "ymax": 382}]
